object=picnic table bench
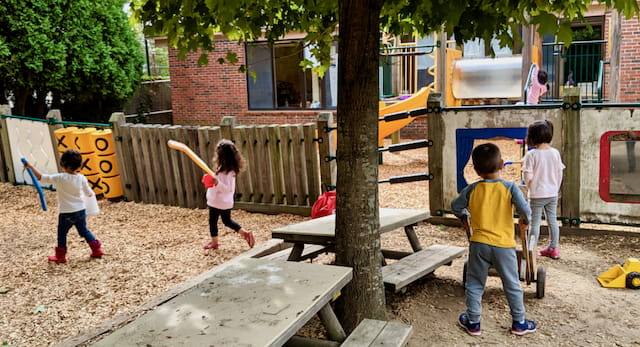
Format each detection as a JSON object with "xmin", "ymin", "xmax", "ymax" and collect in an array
[
  {"xmin": 91, "ymin": 258, "xmax": 352, "ymax": 347},
  {"xmin": 341, "ymin": 319, "xmax": 413, "ymax": 347},
  {"xmin": 271, "ymin": 208, "xmax": 466, "ymax": 293}
]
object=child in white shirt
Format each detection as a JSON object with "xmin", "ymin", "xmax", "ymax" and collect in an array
[
  {"xmin": 522, "ymin": 120, "xmax": 565, "ymax": 259},
  {"xmin": 24, "ymin": 149, "xmax": 104, "ymax": 263}
]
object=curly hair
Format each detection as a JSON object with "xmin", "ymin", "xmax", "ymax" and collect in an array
[{"xmin": 214, "ymin": 139, "xmax": 245, "ymax": 174}]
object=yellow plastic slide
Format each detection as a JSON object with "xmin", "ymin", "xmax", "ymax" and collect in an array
[
  {"xmin": 378, "ymin": 86, "xmax": 432, "ymax": 144},
  {"xmin": 328, "ymin": 86, "xmax": 432, "ymax": 148}
]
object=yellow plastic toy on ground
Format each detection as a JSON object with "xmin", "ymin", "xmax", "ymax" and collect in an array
[{"xmin": 597, "ymin": 258, "xmax": 640, "ymax": 289}]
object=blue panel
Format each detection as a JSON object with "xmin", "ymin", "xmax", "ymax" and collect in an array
[{"xmin": 456, "ymin": 128, "xmax": 527, "ymax": 192}]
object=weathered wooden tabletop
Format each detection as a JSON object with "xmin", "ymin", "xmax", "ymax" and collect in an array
[
  {"xmin": 272, "ymin": 208, "xmax": 430, "ymax": 244},
  {"xmin": 91, "ymin": 258, "xmax": 352, "ymax": 347}
]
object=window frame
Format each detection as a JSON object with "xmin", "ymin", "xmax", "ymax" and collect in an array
[{"xmin": 245, "ymin": 40, "xmax": 337, "ymax": 111}]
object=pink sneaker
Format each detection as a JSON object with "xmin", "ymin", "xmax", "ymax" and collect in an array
[
  {"xmin": 242, "ymin": 231, "xmax": 255, "ymax": 248},
  {"xmin": 539, "ymin": 247, "xmax": 560, "ymax": 259},
  {"xmin": 203, "ymin": 242, "xmax": 219, "ymax": 250}
]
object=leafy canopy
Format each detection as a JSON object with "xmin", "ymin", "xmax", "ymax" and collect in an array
[
  {"xmin": 0, "ymin": 0, "xmax": 144, "ymax": 113},
  {"xmin": 132, "ymin": 0, "xmax": 639, "ymax": 71}
]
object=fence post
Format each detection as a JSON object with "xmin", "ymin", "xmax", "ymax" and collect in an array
[
  {"xmin": 220, "ymin": 116, "xmax": 236, "ymax": 141},
  {"xmin": 0, "ymin": 105, "xmax": 12, "ymax": 182},
  {"xmin": 561, "ymin": 87, "xmax": 581, "ymax": 226},
  {"xmin": 427, "ymin": 92, "xmax": 444, "ymax": 216},
  {"xmin": 46, "ymin": 109, "xmax": 63, "ymax": 172},
  {"xmin": 303, "ymin": 123, "xmax": 321, "ymax": 205},
  {"xmin": 109, "ymin": 112, "xmax": 138, "ymax": 202},
  {"xmin": 317, "ymin": 112, "xmax": 336, "ymax": 192}
]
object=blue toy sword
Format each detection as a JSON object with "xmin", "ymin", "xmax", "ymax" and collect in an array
[{"xmin": 21, "ymin": 158, "xmax": 47, "ymax": 211}]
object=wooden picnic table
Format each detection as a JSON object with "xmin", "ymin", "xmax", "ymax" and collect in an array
[
  {"xmin": 271, "ymin": 208, "xmax": 430, "ymax": 261},
  {"xmin": 270, "ymin": 208, "xmax": 466, "ymax": 293},
  {"xmin": 91, "ymin": 258, "xmax": 352, "ymax": 347}
]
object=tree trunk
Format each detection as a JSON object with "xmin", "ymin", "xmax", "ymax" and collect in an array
[
  {"xmin": 36, "ymin": 88, "xmax": 48, "ymax": 117},
  {"xmin": 334, "ymin": 0, "xmax": 386, "ymax": 333},
  {"xmin": 0, "ymin": 83, "xmax": 7, "ymax": 105},
  {"xmin": 13, "ymin": 88, "xmax": 29, "ymax": 116},
  {"xmin": 51, "ymin": 91, "xmax": 62, "ymax": 109}
]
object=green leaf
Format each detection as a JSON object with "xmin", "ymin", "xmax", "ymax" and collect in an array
[
  {"xmin": 248, "ymin": 69, "xmax": 257, "ymax": 83},
  {"xmin": 0, "ymin": 288, "xmax": 11, "ymax": 294},
  {"xmin": 225, "ymin": 51, "xmax": 238, "ymax": 65},
  {"xmin": 438, "ymin": 224, "xmax": 447, "ymax": 231},
  {"xmin": 32, "ymin": 304, "xmax": 47, "ymax": 314},
  {"xmin": 557, "ymin": 23, "xmax": 574, "ymax": 46},
  {"xmin": 197, "ymin": 53, "xmax": 210, "ymax": 66}
]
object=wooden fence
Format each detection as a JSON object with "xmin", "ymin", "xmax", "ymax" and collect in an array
[{"xmin": 110, "ymin": 112, "xmax": 336, "ymax": 215}]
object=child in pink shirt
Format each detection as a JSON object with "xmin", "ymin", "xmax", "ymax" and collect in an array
[
  {"xmin": 201, "ymin": 139, "xmax": 254, "ymax": 250},
  {"xmin": 526, "ymin": 64, "xmax": 548, "ymax": 104}
]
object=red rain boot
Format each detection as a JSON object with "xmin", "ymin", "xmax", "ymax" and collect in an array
[
  {"xmin": 88, "ymin": 240, "xmax": 105, "ymax": 258},
  {"xmin": 48, "ymin": 247, "xmax": 67, "ymax": 263}
]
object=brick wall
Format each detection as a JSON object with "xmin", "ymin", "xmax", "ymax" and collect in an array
[
  {"xmin": 169, "ymin": 41, "xmax": 335, "ymax": 128},
  {"xmin": 169, "ymin": 41, "xmax": 248, "ymax": 125},
  {"xmin": 605, "ymin": 11, "xmax": 640, "ymax": 103},
  {"xmin": 618, "ymin": 15, "xmax": 640, "ymax": 103}
]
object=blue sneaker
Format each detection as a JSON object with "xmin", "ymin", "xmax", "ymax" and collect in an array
[
  {"xmin": 511, "ymin": 319, "xmax": 537, "ymax": 335},
  {"xmin": 458, "ymin": 313, "xmax": 481, "ymax": 336}
]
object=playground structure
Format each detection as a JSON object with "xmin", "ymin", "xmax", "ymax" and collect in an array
[
  {"xmin": 451, "ymin": 56, "xmax": 523, "ymax": 100},
  {"xmin": 378, "ymin": 86, "xmax": 433, "ymax": 144},
  {"xmin": 1, "ymin": 50, "xmax": 639, "ymax": 227},
  {"xmin": 1, "ymin": 91, "xmax": 639, "ymax": 227},
  {"xmin": 0, "ymin": 107, "xmax": 124, "ymax": 199},
  {"xmin": 380, "ymin": 38, "xmax": 546, "ymax": 107},
  {"xmin": 426, "ymin": 89, "xmax": 640, "ymax": 227}
]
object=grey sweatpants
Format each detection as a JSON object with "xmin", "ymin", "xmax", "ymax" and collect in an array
[
  {"xmin": 465, "ymin": 241, "xmax": 525, "ymax": 323},
  {"xmin": 529, "ymin": 196, "xmax": 560, "ymax": 250}
]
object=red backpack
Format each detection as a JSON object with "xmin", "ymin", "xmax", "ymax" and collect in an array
[{"xmin": 311, "ymin": 190, "xmax": 336, "ymax": 219}]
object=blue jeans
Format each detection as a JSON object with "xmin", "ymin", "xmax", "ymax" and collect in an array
[
  {"xmin": 57, "ymin": 210, "xmax": 96, "ymax": 248},
  {"xmin": 465, "ymin": 242, "xmax": 525, "ymax": 323},
  {"xmin": 529, "ymin": 196, "xmax": 559, "ymax": 250}
]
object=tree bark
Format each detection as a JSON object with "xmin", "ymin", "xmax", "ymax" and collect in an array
[
  {"xmin": 0, "ymin": 83, "xmax": 7, "ymax": 105},
  {"xmin": 334, "ymin": 0, "xmax": 386, "ymax": 333},
  {"xmin": 36, "ymin": 88, "xmax": 48, "ymax": 117},
  {"xmin": 13, "ymin": 88, "xmax": 29, "ymax": 116}
]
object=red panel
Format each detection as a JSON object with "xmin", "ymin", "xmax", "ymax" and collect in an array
[{"xmin": 599, "ymin": 131, "xmax": 640, "ymax": 204}]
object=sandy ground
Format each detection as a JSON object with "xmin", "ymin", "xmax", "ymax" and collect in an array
[{"xmin": 1, "ymin": 140, "xmax": 640, "ymax": 346}]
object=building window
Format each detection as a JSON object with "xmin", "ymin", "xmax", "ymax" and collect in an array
[{"xmin": 246, "ymin": 41, "xmax": 337, "ymax": 110}]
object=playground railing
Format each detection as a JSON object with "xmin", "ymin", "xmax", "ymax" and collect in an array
[{"xmin": 541, "ymin": 39, "xmax": 607, "ymax": 103}]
